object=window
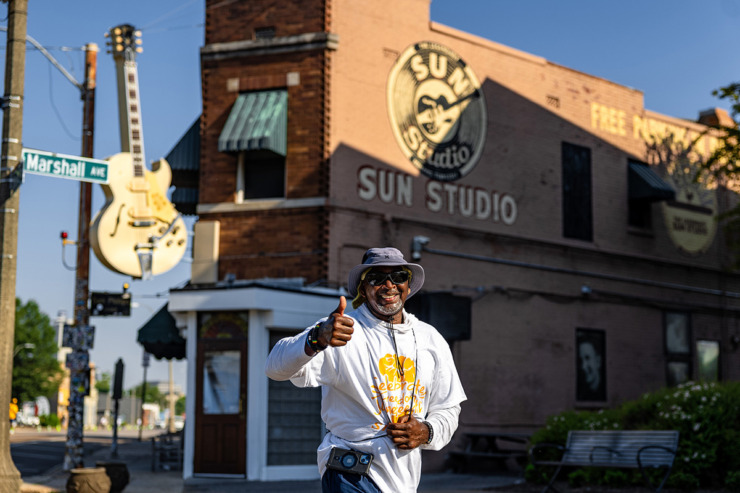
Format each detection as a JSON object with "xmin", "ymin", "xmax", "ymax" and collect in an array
[
  {"xmin": 255, "ymin": 26, "xmax": 276, "ymax": 39},
  {"xmin": 237, "ymin": 151, "xmax": 286, "ymax": 201},
  {"xmin": 628, "ymin": 199, "xmax": 652, "ymax": 229},
  {"xmin": 627, "ymin": 159, "xmax": 675, "ymax": 229},
  {"xmin": 562, "ymin": 142, "xmax": 593, "ymax": 241},
  {"xmin": 267, "ymin": 331, "xmax": 323, "ymax": 465},
  {"xmin": 219, "ymin": 90, "xmax": 288, "ymax": 202},
  {"xmin": 664, "ymin": 311, "xmax": 691, "ymax": 386}
]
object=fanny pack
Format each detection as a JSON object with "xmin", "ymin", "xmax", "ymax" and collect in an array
[{"xmin": 326, "ymin": 447, "xmax": 374, "ymax": 475}]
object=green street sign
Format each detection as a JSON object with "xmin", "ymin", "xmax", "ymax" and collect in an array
[{"xmin": 22, "ymin": 148, "xmax": 109, "ymax": 184}]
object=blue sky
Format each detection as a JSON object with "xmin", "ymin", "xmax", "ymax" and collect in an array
[{"xmin": 4, "ymin": 0, "xmax": 739, "ymax": 391}]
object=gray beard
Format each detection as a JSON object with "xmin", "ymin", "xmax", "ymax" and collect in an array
[{"xmin": 366, "ymin": 297, "xmax": 403, "ymax": 318}]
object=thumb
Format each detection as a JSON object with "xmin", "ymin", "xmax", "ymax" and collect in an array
[{"xmin": 334, "ymin": 296, "xmax": 347, "ymax": 316}]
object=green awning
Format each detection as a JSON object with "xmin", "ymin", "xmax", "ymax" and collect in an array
[
  {"xmin": 218, "ymin": 90, "xmax": 287, "ymax": 155},
  {"xmin": 136, "ymin": 304, "xmax": 186, "ymax": 360},
  {"xmin": 628, "ymin": 162, "xmax": 675, "ymax": 202}
]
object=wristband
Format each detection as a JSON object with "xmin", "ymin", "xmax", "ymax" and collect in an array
[
  {"xmin": 423, "ymin": 421, "xmax": 434, "ymax": 444},
  {"xmin": 307, "ymin": 323, "xmax": 327, "ymax": 353}
]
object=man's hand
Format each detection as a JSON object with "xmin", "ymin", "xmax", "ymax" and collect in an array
[
  {"xmin": 386, "ymin": 414, "xmax": 428, "ymax": 450},
  {"xmin": 316, "ymin": 296, "xmax": 354, "ymax": 348}
]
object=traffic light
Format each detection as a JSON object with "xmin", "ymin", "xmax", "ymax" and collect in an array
[{"xmin": 60, "ymin": 230, "xmax": 76, "ymax": 246}]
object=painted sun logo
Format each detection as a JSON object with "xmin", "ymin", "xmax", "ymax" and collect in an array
[
  {"xmin": 379, "ymin": 353, "xmax": 416, "ymax": 383},
  {"xmin": 387, "ymin": 41, "xmax": 487, "ymax": 182}
]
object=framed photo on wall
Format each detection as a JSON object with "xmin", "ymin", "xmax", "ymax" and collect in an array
[
  {"xmin": 665, "ymin": 311, "xmax": 690, "ymax": 355},
  {"xmin": 696, "ymin": 340, "xmax": 720, "ymax": 382},
  {"xmin": 576, "ymin": 328, "xmax": 606, "ymax": 402},
  {"xmin": 664, "ymin": 311, "xmax": 691, "ymax": 386},
  {"xmin": 666, "ymin": 361, "xmax": 690, "ymax": 387}
]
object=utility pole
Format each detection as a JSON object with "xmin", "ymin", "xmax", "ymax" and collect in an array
[
  {"xmin": 0, "ymin": 0, "xmax": 27, "ymax": 489},
  {"xmin": 63, "ymin": 42, "xmax": 98, "ymax": 471}
]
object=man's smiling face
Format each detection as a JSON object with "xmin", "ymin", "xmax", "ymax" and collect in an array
[{"xmin": 361, "ymin": 266, "xmax": 410, "ymax": 322}]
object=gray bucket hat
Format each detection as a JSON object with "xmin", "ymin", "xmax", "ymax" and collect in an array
[{"xmin": 347, "ymin": 247, "xmax": 425, "ymax": 299}]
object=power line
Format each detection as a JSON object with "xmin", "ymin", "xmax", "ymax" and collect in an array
[
  {"xmin": 47, "ymin": 63, "xmax": 80, "ymax": 141},
  {"xmin": 141, "ymin": 0, "xmax": 200, "ymax": 31},
  {"xmin": 143, "ymin": 23, "xmax": 205, "ymax": 35}
]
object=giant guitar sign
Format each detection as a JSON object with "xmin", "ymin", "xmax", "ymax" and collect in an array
[{"xmin": 90, "ymin": 24, "xmax": 187, "ymax": 279}]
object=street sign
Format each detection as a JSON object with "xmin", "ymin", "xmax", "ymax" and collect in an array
[
  {"xmin": 21, "ymin": 148, "xmax": 109, "ymax": 184},
  {"xmin": 90, "ymin": 291, "xmax": 131, "ymax": 316}
]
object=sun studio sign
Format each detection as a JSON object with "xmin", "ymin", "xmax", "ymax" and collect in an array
[{"xmin": 387, "ymin": 41, "xmax": 487, "ymax": 182}]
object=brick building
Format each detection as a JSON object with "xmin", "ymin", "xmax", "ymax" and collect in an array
[{"xmin": 165, "ymin": 0, "xmax": 740, "ymax": 481}]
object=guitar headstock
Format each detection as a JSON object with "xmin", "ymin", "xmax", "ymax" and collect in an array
[{"xmin": 104, "ymin": 24, "xmax": 142, "ymax": 61}]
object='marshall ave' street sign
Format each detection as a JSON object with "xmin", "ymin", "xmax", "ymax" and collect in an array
[{"xmin": 22, "ymin": 148, "xmax": 109, "ymax": 184}]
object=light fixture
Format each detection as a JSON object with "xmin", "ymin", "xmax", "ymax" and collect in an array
[{"xmin": 411, "ymin": 236, "xmax": 430, "ymax": 261}]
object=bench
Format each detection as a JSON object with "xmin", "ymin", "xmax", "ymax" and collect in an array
[
  {"xmin": 529, "ymin": 430, "xmax": 679, "ymax": 493},
  {"xmin": 448, "ymin": 432, "xmax": 531, "ymax": 472},
  {"xmin": 151, "ymin": 431, "xmax": 183, "ymax": 471}
]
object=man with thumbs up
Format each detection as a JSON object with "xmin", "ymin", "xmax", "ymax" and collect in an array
[{"xmin": 266, "ymin": 247, "xmax": 466, "ymax": 493}]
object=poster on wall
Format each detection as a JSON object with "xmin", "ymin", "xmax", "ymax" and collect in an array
[
  {"xmin": 576, "ymin": 328, "xmax": 606, "ymax": 402},
  {"xmin": 667, "ymin": 361, "xmax": 690, "ymax": 387},
  {"xmin": 665, "ymin": 311, "xmax": 690, "ymax": 355},
  {"xmin": 696, "ymin": 340, "xmax": 720, "ymax": 382}
]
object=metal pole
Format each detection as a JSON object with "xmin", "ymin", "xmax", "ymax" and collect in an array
[
  {"xmin": 167, "ymin": 360, "xmax": 175, "ymax": 433},
  {"xmin": 0, "ymin": 0, "xmax": 26, "ymax": 489},
  {"xmin": 138, "ymin": 351, "xmax": 149, "ymax": 441},
  {"xmin": 111, "ymin": 358, "xmax": 123, "ymax": 459},
  {"xmin": 63, "ymin": 42, "xmax": 97, "ymax": 471},
  {"xmin": 111, "ymin": 397, "xmax": 120, "ymax": 458}
]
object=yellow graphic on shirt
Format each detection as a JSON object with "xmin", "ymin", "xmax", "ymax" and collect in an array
[
  {"xmin": 379, "ymin": 353, "xmax": 416, "ymax": 383},
  {"xmin": 371, "ymin": 353, "xmax": 426, "ymax": 429}
]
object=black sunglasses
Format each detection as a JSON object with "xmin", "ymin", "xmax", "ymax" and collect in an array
[{"xmin": 364, "ymin": 270, "xmax": 410, "ymax": 286}]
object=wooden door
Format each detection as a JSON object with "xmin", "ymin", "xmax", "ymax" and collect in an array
[{"xmin": 194, "ymin": 336, "xmax": 247, "ymax": 475}]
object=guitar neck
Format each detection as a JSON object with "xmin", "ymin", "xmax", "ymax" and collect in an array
[{"xmin": 115, "ymin": 57, "xmax": 146, "ymax": 177}]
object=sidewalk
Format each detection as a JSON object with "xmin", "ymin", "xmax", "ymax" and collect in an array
[{"xmin": 20, "ymin": 430, "xmax": 525, "ymax": 493}]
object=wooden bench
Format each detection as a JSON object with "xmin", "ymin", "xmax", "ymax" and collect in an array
[
  {"xmin": 529, "ymin": 430, "xmax": 679, "ymax": 493},
  {"xmin": 151, "ymin": 431, "xmax": 183, "ymax": 472},
  {"xmin": 448, "ymin": 432, "xmax": 531, "ymax": 472}
]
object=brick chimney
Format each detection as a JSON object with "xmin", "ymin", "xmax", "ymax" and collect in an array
[{"xmin": 698, "ymin": 107, "xmax": 736, "ymax": 127}]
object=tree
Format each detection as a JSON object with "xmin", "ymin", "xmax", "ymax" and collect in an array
[
  {"xmin": 698, "ymin": 83, "xmax": 740, "ymax": 265},
  {"xmin": 95, "ymin": 371, "xmax": 111, "ymax": 394},
  {"xmin": 13, "ymin": 298, "xmax": 64, "ymax": 403},
  {"xmin": 175, "ymin": 395, "xmax": 186, "ymax": 416},
  {"xmin": 129, "ymin": 383, "xmax": 165, "ymax": 407}
]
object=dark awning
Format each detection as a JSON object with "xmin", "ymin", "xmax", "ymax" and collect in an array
[
  {"xmin": 628, "ymin": 162, "xmax": 675, "ymax": 202},
  {"xmin": 218, "ymin": 90, "xmax": 287, "ymax": 155},
  {"xmin": 166, "ymin": 118, "xmax": 200, "ymax": 172},
  {"xmin": 136, "ymin": 304, "xmax": 186, "ymax": 360},
  {"xmin": 166, "ymin": 118, "xmax": 200, "ymax": 216}
]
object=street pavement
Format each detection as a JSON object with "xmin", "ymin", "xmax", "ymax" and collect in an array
[{"xmin": 16, "ymin": 427, "xmax": 525, "ymax": 493}]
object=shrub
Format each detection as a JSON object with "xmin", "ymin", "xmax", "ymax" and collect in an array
[
  {"xmin": 528, "ymin": 381, "xmax": 740, "ymax": 490},
  {"xmin": 725, "ymin": 470, "xmax": 740, "ymax": 492},
  {"xmin": 39, "ymin": 413, "xmax": 61, "ymax": 428}
]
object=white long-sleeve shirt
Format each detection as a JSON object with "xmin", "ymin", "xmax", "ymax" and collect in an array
[{"xmin": 265, "ymin": 304, "xmax": 467, "ymax": 493}]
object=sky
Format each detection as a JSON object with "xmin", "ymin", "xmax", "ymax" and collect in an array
[{"xmin": 3, "ymin": 0, "xmax": 739, "ymax": 394}]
